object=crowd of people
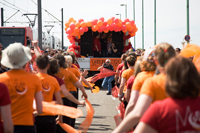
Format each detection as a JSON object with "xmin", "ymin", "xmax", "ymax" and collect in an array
[{"xmin": 0, "ymin": 39, "xmax": 200, "ymax": 133}]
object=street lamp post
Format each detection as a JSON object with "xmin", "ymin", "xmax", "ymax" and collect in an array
[
  {"xmin": 116, "ymin": 14, "xmax": 121, "ymax": 20},
  {"xmin": 120, "ymin": 4, "xmax": 127, "ymax": 19}
]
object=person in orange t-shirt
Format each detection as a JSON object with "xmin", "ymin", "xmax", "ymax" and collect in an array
[
  {"xmin": 0, "ymin": 43, "xmax": 43, "ymax": 133},
  {"xmin": 124, "ymin": 48, "xmax": 156, "ymax": 117},
  {"xmin": 113, "ymin": 43, "xmax": 176, "ymax": 133},
  {"xmin": 118, "ymin": 55, "xmax": 136, "ymax": 102},
  {"xmin": 35, "ymin": 55, "xmax": 63, "ymax": 133},
  {"xmin": 53, "ymin": 54, "xmax": 87, "ymax": 129}
]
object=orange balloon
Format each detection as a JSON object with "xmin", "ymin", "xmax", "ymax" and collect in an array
[
  {"xmin": 78, "ymin": 35, "xmax": 81, "ymax": 39},
  {"xmin": 80, "ymin": 22, "xmax": 86, "ymax": 27},
  {"xmin": 74, "ymin": 27, "xmax": 79, "ymax": 33},
  {"xmin": 117, "ymin": 22, "xmax": 122, "ymax": 27},
  {"xmin": 127, "ymin": 26, "xmax": 133, "ymax": 31},
  {"xmin": 125, "ymin": 22, "xmax": 131, "ymax": 29},
  {"xmin": 92, "ymin": 26, "xmax": 95, "ymax": 31},
  {"xmin": 73, "ymin": 20, "xmax": 77, "ymax": 23},
  {"xmin": 65, "ymin": 22, "xmax": 70, "ymax": 28},
  {"xmin": 94, "ymin": 25, "xmax": 99, "ymax": 31},
  {"xmin": 73, "ymin": 32, "xmax": 79, "ymax": 37},
  {"xmin": 75, "ymin": 22, "xmax": 80, "ymax": 28},
  {"xmin": 107, "ymin": 19, "xmax": 112, "ymax": 25},
  {"xmin": 104, "ymin": 29, "xmax": 109, "ymax": 33},
  {"xmin": 69, "ymin": 17, "xmax": 74, "ymax": 22},
  {"xmin": 64, "ymin": 27, "xmax": 67, "ymax": 31},
  {"xmin": 97, "ymin": 20, "xmax": 103, "ymax": 27},
  {"xmin": 86, "ymin": 21, "xmax": 92, "ymax": 27}
]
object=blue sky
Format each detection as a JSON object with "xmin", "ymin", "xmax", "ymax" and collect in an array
[{"xmin": 1, "ymin": 0, "xmax": 200, "ymax": 50}]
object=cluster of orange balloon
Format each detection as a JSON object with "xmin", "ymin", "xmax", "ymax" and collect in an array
[{"xmin": 65, "ymin": 17, "xmax": 138, "ymax": 43}]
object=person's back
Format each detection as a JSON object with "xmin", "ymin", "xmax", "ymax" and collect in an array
[
  {"xmin": 141, "ymin": 97, "xmax": 200, "ymax": 133},
  {"xmin": 0, "ymin": 70, "xmax": 42, "ymax": 126}
]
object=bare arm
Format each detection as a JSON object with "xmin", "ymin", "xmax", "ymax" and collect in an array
[
  {"xmin": 55, "ymin": 91, "xmax": 63, "ymax": 123},
  {"xmin": 73, "ymin": 81, "xmax": 88, "ymax": 99},
  {"xmin": 125, "ymin": 89, "xmax": 131, "ymax": 102},
  {"xmin": 32, "ymin": 40, "xmax": 42, "ymax": 56},
  {"xmin": 82, "ymin": 78, "xmax": 93, "ymax": 93},
  {"xmin": 134, "ymin": 122, "xmax": 158, "ymax": 133},
  {"xmin": 97, "ymin": 66, "xmax": 103, "ymax": 71},
  {"xmin": 124, "ymin": 90, "xmax": 139, "ymax": 117},
  {"xmin": 34, "ymin": 91, "xmax": 43, "ymax": 115},
  {"xmin": 113, "ymin": 94, "xmax": 152, "ymax": 133},
  {"xmin": 118, "ymin": 77, "xmax": 126, "ymax": 101},
  {"xmin": 1, "ymin": 104, "xmax": 13, "ymax": 133},
  {"xmin": 60, "ymin": 84, "xmax": 84, "ymax": 105}
]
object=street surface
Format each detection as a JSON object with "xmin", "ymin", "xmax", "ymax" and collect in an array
[{"xmin": 75, "ymin": 87, "xmax": 121, "ymax": 133}]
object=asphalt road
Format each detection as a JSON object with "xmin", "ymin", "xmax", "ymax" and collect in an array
[{"xmin": 75, "ymin": 87, "xmax": 121, "ymax": 133}]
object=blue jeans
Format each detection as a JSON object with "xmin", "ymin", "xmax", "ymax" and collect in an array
[{"xmin": 102, "ymin": 76, "xmax": 114, "ymax": 92}]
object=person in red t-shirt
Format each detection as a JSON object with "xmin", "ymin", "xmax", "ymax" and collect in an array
[
  {"xmin": 0, "ymin": 83, "xmax": 13, "ymax": 133},
  {"xmin": 93, "ymin": 33, "xmax": 101, "ymax": 57},
  {"xmin": 115, "ymin": 54, "xmax": 127, "ymax": 85},
  {"xmin": 135, "ymin": 56, "xmax": 200, "ymax": 133}
]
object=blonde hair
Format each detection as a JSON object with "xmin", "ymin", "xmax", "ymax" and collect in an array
[{"xmin": 64, "ymin": 55, "xmax": 72, "ymax": 68}]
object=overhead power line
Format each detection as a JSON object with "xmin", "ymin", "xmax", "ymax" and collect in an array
[
  {"xmin": 3, "ymin": 0, "xmax": 27, "ymax": 12},
  {"xmin": 0, "ymin": 1, "xmax": 19, "ymax": 11}
]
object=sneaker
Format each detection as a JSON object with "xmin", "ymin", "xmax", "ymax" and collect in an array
[{"xmin": 106, "ymin": 92, "xmax": 111, "ymax": 95}]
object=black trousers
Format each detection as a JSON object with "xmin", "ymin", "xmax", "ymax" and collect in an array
[
  {"xmin": 35, "ymin": 116, "xmax": 56, "ymax": 133},
  {"xmin": 14, "ymin": 125, "xmax": 36, "ymax": 133},
  {"xmin": 56, "ymin": 91, "xmax": 78, "ymax": 133}
]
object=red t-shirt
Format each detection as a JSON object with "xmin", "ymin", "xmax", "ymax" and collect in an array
[
  {"xmin": 126, "ymin": 76, "xmax": 135, "ymax": 90},
  {"xmin": 93, "ymin": 38, "xmax": 101, "ymax": 51},
  {"xmin": 141, "ymin": 97, "xmax": 200, "ymax": 133},
  {"xmin": 119, "ymin": 69, "xmax": 125, "ymax": 77},
  {"xmin": 52, "ymin": 75, "xmax": 65, "ymax": 86},
  {"xmin": 0, "ymin": 83, "xmax": 11, "ymax": 133},
  {"xmin": 116, "ymin": 63, "xmax": 124, "ymax": 72}
]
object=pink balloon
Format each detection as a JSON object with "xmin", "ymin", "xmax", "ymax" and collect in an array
[
  {"xmin": 122, "ymin": 22, "xmax": 126, "ymax": 25},
  {"xmin": 99, "ymin": 17, "xmax": 104, "ymax": 22},
  {"xmin": 121, "ymin": 25, "xmax": 126, "ymax": 31},
  {"xmin": 106, "ymin": 25, "xmax": 111, "ymax": 30},
  {"xmin": 92, "ymin": 19, "xmax": 98, "ymax": 25},
  {"xmin": 84, "ymin": 27, "xmax": 88, "ymax": 32},
  {"xmin": 79, "ymin": 27, "xmax": 85, "ymax": 34},
  {"xmin": 100, "ymin": 26, "xmax": 105, "ymax": 31},
  {"xmin": 66, "ymin": 28, "xmax": 73, "ymax": 34},
  {"xmin": 67, "ymin": 34, "xmax": 72, "ymax": 38},
  {"xmin": 103, "ymin": 22, "xmax": 107, "ymax": 26},
  {"xmin": 124, "ymin": 18, "xmax": 130, "ymax": 23},
  {"xmin": 114, "ymin": 18, "xmax": 119, "ymax": 24},
  {"xmin": 110, "ymin": 27, "xmax": 113, "ymax": 31},
  {"xmin": 69, "ymin": 23, "xmax": 75, "ymax": 30},
  {"xmin": 78, "ymin": 19, "xmax": 84, "ymax": 23},
  {"xmin": 111, "ymin": 17, "xmax": 115, "ymax": 21},
  {"xmin": 116, "ymin": 27, "xmax": 120, "ymax": 32},
  {"xmin": 111, "ymin": 23, "xmax": 116, "ymax": 29},
  {"xmin": 130, "ymin": 20, "xmax": 135, "ymax": 25}
]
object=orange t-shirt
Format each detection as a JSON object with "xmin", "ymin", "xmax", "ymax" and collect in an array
[
  {"xmin": 121, "ymin": 68, "xmax": 134, "ymax": 92},
  {"xmin": 67, "ymin": 67, "xmax": 81, "ymax": 78},
  {"xmin": 71, "ymin": 64, "xmax": 78, "ymax": 69},
  {"xmin": 56, "ymin": 68, "xmax": 78, "ymax": 96},
  {"xmin": 0, "ymin": 70, "xmax": 42, "ymax": 126},
  {"xmin": 132, "ymin": 71, "xmax": 155, "ymax": 91},
  {"xmin": 36, "ymin": 73, "xmax": 60, "ymax": 116},
  {"xmin": 140, "ymin": 73, "xmax": 168, "ymax": 103}
]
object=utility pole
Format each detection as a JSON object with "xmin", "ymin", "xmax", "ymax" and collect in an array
[
  {"xmin": 133, "ymin": 0, "xmax": 136, "ymax": 49},
  {"xmin": 186, "ymin": 0, "xmax": 190, "ymax": 43},
  {"xmin": 61, "ymin": 8, "xmax": 64, "ymax": 50},
  {"xmin": 1, "ymin": 8, "xmax": 3, "ymax": 26},
  {"xmin": 142, "ymin": 0, "xmax": 144, "ymax": 49},
  {"xmin": 38, "ymin": 0, "xmax": 42, "ymax": 49},
  {"xmin": 154, "ymin": 0, "xmax": 156, "ymax": 45}
]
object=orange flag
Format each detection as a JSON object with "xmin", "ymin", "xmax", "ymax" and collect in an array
[
  {"xmin": 91, "ymin": 86, "xmax": 100, "ymax": 93},
  {"xmin": 78, "ymin": 99, "xmax": 95, "ymax": 133},
  {"xmin": 180, "ymin": 44, "xmax": 200, "ymax": 57},
  {"xmin": 59, "ymin": 122, "xmax": 81, "ymax": 133},
  {"xmin": 42, "ymin": 101, "xmax": 83, "ymax": 118}
]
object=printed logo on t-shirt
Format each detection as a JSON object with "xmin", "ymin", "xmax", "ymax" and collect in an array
[
  {"xmin": 15, "ymin": 82, "xmax": 27, "ymax": 95},
  {"xmin": 176, "ymin": 106, "xmax": 200, "ymax": 132},
  {"xmin": 57, "ymin": 73, "xmax": 65, "ymax": 80},
  {"xmin": 42, "ymin": 81, "xmax": 51, "ymax": 92}
]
